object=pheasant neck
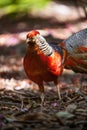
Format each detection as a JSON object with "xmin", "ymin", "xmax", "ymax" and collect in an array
[{"xmin": 39, "ymin": 41, "xmax": 53, "ymax": 56}]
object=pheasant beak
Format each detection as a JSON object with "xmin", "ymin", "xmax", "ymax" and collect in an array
[
  {"xmin": 26, "ymin": 30, "xmax": 40, "ymax": 45},
  {"xmin": 26, "ymin": 37, "xmax": 36, "ymax": 45},
  {"xmin": 26, "ymin": 38, "xmax": 30, "ymax": 43}
]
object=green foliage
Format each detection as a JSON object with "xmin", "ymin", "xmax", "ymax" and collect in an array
[
  {"xmin": 0, "ymin": 0, "xmax": 12, "ymax": 7},
  {"xmin": 0, "ymin": 0, "xmax": 51, "ymax": 15}
]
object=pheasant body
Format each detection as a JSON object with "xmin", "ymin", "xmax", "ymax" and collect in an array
[
  {"xmin": 23, "ymin": 28, "xmax": 87, "ymax": 102},
  {"xmin": 24, "ymin": 33, "xmax": 64, "ymax": 85}
]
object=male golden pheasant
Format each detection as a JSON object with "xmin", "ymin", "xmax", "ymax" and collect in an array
[{"xmin": 23, "ymin": 28, "xmax": 87, "ymax": 104}]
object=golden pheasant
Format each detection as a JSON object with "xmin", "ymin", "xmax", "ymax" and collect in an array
[{"xmin": 23, "ymin": 28, "xmax": 87, "ymax": 105}]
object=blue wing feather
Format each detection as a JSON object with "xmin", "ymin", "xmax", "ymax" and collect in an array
[
  {"xmin": 64, "ymin": 28, "xmax": 87, "ymax": 54},
  {"xmin": 62, "ymin": 28, "xmax": 87, "ymax": 73}
]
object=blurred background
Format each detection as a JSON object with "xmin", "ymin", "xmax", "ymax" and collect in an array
[{"xmin": 0, "ymin": 0, "xmax": 87, "ymax": 34}]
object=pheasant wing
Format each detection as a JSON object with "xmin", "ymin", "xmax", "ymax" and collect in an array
[{"xmin": 62, "ymin": 28, "xmax": 87, "ymax": 73}]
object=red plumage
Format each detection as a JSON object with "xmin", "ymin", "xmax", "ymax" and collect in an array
[
  {"xmin": 23, "ymin": 28, "xmax": 87, "ymax": 104},
  {"xmin": 27, "ymin": 30, "xmax": 40, "ymax": 38}
]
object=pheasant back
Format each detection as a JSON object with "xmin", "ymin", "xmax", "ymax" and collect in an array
[{"xmin": 62, "ymin": 28, "xmax": 87, "ymax": 73}]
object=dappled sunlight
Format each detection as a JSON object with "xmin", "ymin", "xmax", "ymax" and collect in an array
[{"xmin": 0, "ymin": 0, "xmax": 87, "ymax": 130}]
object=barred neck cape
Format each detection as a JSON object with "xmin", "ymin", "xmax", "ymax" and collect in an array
[
  {"xmin": 40, "ymin": 34, "xmax": 64, "ymax": 56},
  {"xmin": 35, "ymin": 35, "xmax": 66, "ymax": 64},
  {"xmin": 38, "ymin": 40, "xmax": 53, "ymax": 56}
]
